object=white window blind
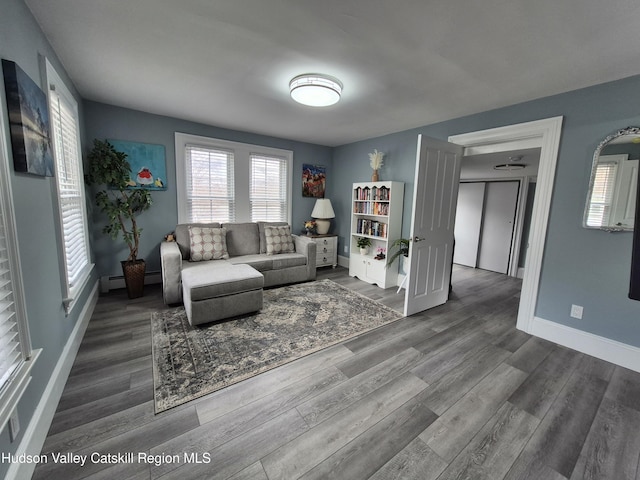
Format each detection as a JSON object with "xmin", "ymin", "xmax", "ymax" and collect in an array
[
  {"xmin": 586, "ymin": 161, "xmax": 617, "ymax": 227},
  {"xmin": 185, "ymin": 145, "xmax": 235, "ymax": 222},
  {"xmin": 175, "ymin": 133, "xmax": 292, "ymax": 224},
  {"xmin": 0, "ymin": 210, "xmax": 21, "ymax": 391},
  {"xmin": 47, "ymin": 60, "xmax": 92, "ymax": 311},
  {"xmin": 250, "ymin": 154, "xmax": 288, "ymax": 222}
]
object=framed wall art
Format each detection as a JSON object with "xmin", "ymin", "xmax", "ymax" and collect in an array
[
  {"xmin": 2, "ymin": 59, "xmax": 54, "ymax": 177},
  {"xmin": 302, "ymin": 164, "xmax": 326, "ymax": 198},
  {"xmin": 108, "ymin": 139, "xmax": 167, "ymax": 190}
]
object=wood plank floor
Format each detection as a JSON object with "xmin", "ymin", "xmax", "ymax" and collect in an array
[{"xmin": 32, "ymin": 266, "xmax": 640, "ymax": 480}]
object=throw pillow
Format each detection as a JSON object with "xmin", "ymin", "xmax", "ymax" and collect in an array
[
  {"xmin": 264, "ymin": 225, "xmax": 295, "ymax": 255},
  {"xmin": 188, "ymin": 226, "xmax": 229, "ymax": 261}
]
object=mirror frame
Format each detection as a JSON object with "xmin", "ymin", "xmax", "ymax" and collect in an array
[{"xmin": 584, "ymin": 126, "xmax": 640, "ymax": 232}]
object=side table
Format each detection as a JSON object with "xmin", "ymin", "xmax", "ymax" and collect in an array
[{"xmin": 306, "ymin": 234, "xmax": 338, "ymax": 268}]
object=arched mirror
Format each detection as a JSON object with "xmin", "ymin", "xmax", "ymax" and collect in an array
[{"xmin": 584, "ymin": 126, "xmax": 640, "ymax": 231}]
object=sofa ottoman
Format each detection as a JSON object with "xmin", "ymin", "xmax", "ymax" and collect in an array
[{"xmin": 182, "ymin": 263, "xmax": 264, "ymax": 325}]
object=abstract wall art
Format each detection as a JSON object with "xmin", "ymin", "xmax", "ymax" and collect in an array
[{"xmin": 2, "ymin": 59, "xmax": 54, "ymax": 177}]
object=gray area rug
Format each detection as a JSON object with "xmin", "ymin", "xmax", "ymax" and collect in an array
[{"xmin": 151, "ymin": 278, "xmax": 403, "ymax": 412}]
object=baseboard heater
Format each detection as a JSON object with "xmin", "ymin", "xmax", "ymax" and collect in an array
[{"xmin": 100, "ymin": 271, "xmax": 162, "ymax": 293}]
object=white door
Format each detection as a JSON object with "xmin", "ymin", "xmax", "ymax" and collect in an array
[
  {"xmin": 477, "ymin": 181, "xmax": 519, "ymax": 274},
  {"xmin": 453, "ymin": 182, "xmax": 485, "ymax": 267},
  {"xmin": 404, "ymin": 135, "xmax": 463, "ymax": 316}
]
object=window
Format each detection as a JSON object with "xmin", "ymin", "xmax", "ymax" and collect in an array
[
  {"xmin": 250, "ymin": 154, "xmax": 288, "ymax": 222},
  {"xmin": 176, "ymin": 133, "xmax": 292, "ymax": 224},
  {"xmin": 46, "ymin": 60, "xmax": 93, "ymax": 312},
  {"xmin": 586, "ymin": 161, "xmax": 617, "ymax": 227},
  {"xmin": 185, "ymin": 145, "xmax": 235, "ymax": 223},
  {"xmin": 0, "ymin": 100, "xmax": 39, "ymax": 429}
]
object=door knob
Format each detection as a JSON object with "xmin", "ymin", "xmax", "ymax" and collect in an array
[{"xmin": 414, "ymin": 236, "xmax": 425, "ymax": 242}]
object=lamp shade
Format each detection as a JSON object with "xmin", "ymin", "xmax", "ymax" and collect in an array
[
  {"xmin": 311, "ymin": 198, "xmax": 335, "ymax": 235},
  {"xmin": 311, "ymin": 199, "xmax": 335, "ymax": 219}
]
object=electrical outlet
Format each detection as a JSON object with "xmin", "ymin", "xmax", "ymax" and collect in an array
[
  {"xmin": 570, "ymin": 304, "xmax": 583, "ymax": 319},
  {"xmin": 344, "ymin": 245, "xmax": 348, "ymax": 253},
  {"xmin": 8, "ymin": 410, "xmax": 19, "ymax": 442}
]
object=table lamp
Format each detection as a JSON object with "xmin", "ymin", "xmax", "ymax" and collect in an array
[{"xmin": 311, "ymin": 198, "xmax": 335, "ymax": 235}]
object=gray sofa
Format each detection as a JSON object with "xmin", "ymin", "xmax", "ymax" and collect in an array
[{"xmin": 160, "ymin": 221, "xmax": 317, "ymax": 305}]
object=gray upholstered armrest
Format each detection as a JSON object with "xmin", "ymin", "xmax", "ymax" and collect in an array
[
  {"xmin": 160, "ymin": 241, "xmax": 183, "ymax": 304},
  {"xmin": 293, "ymin": 234, "xmax": 317, "ymax": 274}
]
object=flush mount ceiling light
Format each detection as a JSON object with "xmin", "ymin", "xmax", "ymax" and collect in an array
[
  {"xmin": 289, "ymin": 74, "xmax": 342, "ymax": 107},
  {"xmin": 494, "ymin": 154, "xmax": 526, "ymax": 170},
  {"xmin": 494, "ymin": 163, "xmax": 527, "ymax": 171}
]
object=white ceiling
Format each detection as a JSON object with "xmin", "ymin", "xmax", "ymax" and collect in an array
[{"xmin": 25, "ymin": 0, "xmax": 640, "ymax": 147}]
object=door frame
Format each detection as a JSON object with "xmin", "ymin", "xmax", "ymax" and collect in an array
[{"xmin": 449, "ymin": 116, "xmax": 563, "ymax": 333}]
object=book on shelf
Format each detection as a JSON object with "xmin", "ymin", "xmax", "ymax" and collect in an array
[
  {"xmin": 356, "ymin": 218, "xmax": 388, "ymax": 238},
  {"xmin": 354, "ymin": 185, "xmax": 391, "ymax": 201},
  {"xmin": 353, "ymin": 201, "xmax": 390, "ymax": 215},
  {"xmin": 374, "ymin": 202, "xmax": 389, "ymax": 215}
]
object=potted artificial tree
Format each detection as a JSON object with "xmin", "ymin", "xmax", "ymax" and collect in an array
[{"xmin": 85, "ymin": 139, "xmax": 153, "ymax": 298}]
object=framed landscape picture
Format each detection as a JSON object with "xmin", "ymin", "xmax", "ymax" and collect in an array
[
  {"xmin": 108, "ymin": 139, "xmax": 167, "ymax": 190},
  {"xmin": 2, "ymin": 59, "xmax": 54, "ymax": 177},
  {"xmin": 302, "ymin": 164, "xmax": 326, "ymax": 198}
]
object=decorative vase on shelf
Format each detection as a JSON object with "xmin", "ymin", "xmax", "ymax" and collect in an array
[
  {"xmin": 360, "ymin": 247, "xmax": 369, "ymax": 255},
  {"xmin": 369, "ymin": 149, "xmax": 384, "ymax": 183}
]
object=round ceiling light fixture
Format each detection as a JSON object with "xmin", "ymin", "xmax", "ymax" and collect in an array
[
  {"xmin": 289, "ymin": 74, "xmax": 342, "ymax": 107},
  {"xmin": 494, "ymin": 163, "xmax": 527, "ymax": 171},
  {"xmin": 494, "ymin": 154, "xmax": 526, "ymax": 170}
]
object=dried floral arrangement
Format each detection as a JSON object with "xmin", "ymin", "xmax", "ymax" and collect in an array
[{"xmin": 368, "ymin": 149, "xmax": 384, "ymax": 170}]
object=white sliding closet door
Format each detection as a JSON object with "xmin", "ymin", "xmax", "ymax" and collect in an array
[
  {"xmin": 453, "ymin": 182, "xmax": 485, "ymax": 267},
  {"xmin": 478, "ymin": 181, "xmax": 519, "ymax": 274}
]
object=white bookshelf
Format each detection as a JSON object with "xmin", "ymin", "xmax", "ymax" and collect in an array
[{"xmin": 349, "ymin": 181, "xmax": 404, "ymax": 288}]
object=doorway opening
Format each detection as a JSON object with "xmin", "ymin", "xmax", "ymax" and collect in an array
[
  {"xmin": 449, "ymin": 116, "xmax": 563, "ymax": 333},
  {"xmin": 455, "ymin": 147, "xmax": 540, "ymax": 278}
]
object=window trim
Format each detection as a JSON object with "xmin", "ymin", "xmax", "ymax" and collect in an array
[
  {"xmin": 175, "ymin": 133, "xmax": 292, "ymax": 224},
  {"xmin": 0, "ymin": 86, "xmax": 40, "ymax": 429},
  {"xmin": 45, "ymin": 59, "xmax": 94, "ymax": 314}
]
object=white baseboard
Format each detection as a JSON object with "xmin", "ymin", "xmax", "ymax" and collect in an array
[
  {"xmin": 100, "ymin": 271, "xmax": 162, "ymax": 293},
  {"xmin": 530, "ymin": 316, "xmax": 640, "ymax": 373},
  {"xmin": 6, "ymin": 281, "xmax": 99, "ymax": 480}
]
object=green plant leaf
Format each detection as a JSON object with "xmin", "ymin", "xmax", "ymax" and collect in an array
[{"xmin": 86, "ymin": 139, "xmax": 153, "ymax": 261}]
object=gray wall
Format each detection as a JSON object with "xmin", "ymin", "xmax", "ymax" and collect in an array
[
  {"xmin": 332, "ymin": 75, "xmax": 640, "ymax": 348},
  {"xmin": 83, "ymin": 101, "xmax": 333, "ymax": 277},
  {"xmin": 3, "ymin": 0, "xmax": 640, "ymax": 472},
  {"xmin": 0, "ymin": 0, "xmax": 98, "ymax": 475}
]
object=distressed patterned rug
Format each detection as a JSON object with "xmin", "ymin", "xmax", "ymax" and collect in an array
[{"xmin": 151, "ymin": 278, "xmax": 403, "ymax": 412}]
